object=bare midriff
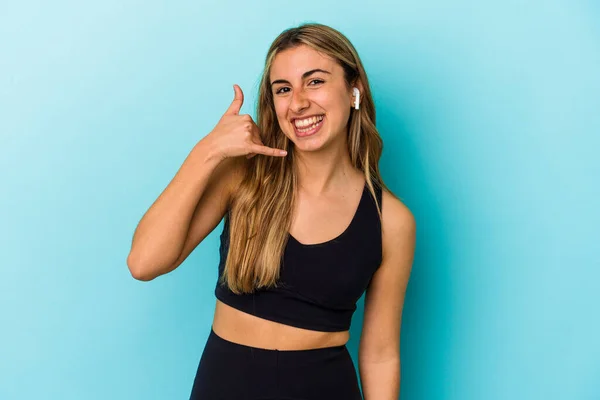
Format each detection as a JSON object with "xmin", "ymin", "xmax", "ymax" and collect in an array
[{"xmin": 212, "ymin": 299, "xmax": 350, "ymax": 350}]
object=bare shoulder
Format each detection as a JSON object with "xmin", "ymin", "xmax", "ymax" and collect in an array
[
  {"xmin": 359, "ymin": 188, "xmax": 415, "ymax": 359},
  {"xmin": 381, "ymin": 188, "xmax": 416, "ymax": 260}
]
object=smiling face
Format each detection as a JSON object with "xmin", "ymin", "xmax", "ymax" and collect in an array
[{"xmin": 269, "ymin": 44, "xmax": 356, "ymax": 152}]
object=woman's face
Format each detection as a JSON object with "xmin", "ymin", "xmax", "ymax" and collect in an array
[{"xmin": 269, "ymin": 44, "xmax": 356, "ymax": 152}]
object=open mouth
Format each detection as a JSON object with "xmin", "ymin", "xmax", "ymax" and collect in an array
[{"xmin": 292, "ymin": 114, "xmax": 325, "ymax": 137}]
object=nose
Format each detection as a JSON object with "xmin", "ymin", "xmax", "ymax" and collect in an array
[{"xmin": 290, "ymin": 87, "xmax": 309, "ymax": 114}]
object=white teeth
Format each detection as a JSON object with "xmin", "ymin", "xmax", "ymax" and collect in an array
[
  {"xmin": 296, "ymin": 118, "xmax": 323, "ymax": 132},
  {"xmin": 293, "ymin": 115, "xmax": 324, "ymax": 128}
]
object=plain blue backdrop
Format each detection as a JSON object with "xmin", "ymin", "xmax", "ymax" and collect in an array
[{"xmin": 1, "ymin": 1, "xmax": 599, "ymax": 399}]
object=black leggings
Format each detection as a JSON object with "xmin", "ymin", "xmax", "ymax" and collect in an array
[{"xmin": 189, "ymin": 327, "xmax": 363, "ymax": 400}]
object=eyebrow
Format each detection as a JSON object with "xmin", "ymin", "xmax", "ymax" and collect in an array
[{"xmin": 270, "ymin": 69, "xmax": 331, "ymax": 86}]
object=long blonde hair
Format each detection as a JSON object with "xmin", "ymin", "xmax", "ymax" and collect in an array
[{"xmin": 220, "ymin": 23, "xmax": 391, "ymax": 294}]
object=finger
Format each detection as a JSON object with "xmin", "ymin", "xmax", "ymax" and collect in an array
[
  {"xmin": 246, "ymin": 153, "xmax": 255, "ymax": 159},
  {"xmin": 225, "ymin": 84, "xmax": 244, "ymax": 115},
  {"xmin": 250, "ymin": 144, "xmax": 288, "ymax": 157}
]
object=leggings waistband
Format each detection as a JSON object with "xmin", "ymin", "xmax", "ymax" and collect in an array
[
  {"xmin": 209, "ymin": 327, "xmax": 348, "ymax": 364},
  {"xmin": 190, "ymin": 327, "xmax": 363, "ymax": 399}
]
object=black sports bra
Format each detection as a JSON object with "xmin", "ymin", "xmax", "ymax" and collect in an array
[{"xmin": 214, "ymin": 182, "xmax": 383, "ymax": 332}]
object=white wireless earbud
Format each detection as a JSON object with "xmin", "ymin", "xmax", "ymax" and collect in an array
[{"xmin": 353, "ymin": 87, "xmax": 360, "ymax": 110}]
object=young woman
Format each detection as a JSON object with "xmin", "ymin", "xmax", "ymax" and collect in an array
[{"xmin": 127, "ymin": 23, "xmax": 416, "ymax": 400}]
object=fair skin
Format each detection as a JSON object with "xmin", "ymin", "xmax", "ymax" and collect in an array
[
  {"xmin": 129, "ymin": 42, "xmax": 414, "ymax": 397},
  {"xmin": 211, "ymin": 45, "xmax": 416, "ymax": 398},
  {"xmin": 128, "ymin": 34, "xmax": 414, "ymax": 395},
  {"xmin": 269, "ymin": 44, "xmax": 360, "ymax": 193}
]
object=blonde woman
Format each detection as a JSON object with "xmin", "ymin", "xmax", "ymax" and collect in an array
[{"xmin": 127, "ymin": 23, "xmax": 416, "ymax": 400}]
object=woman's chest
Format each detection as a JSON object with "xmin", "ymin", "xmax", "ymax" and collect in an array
[{"xmin": 277, "ymin": 237, "xmax": 382, "ymax": 308}]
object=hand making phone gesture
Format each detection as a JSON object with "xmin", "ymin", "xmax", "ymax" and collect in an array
[{"xmin": 207, "ymin": 84, "xmax": 288, "ymax": 161}]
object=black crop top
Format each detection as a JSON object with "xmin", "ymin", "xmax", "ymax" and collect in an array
[{"xmin": 214, "ymin": 182, "xmax": 383, "ymax": 332}]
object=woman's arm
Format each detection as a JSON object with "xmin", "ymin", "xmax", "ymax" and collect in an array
[
  {"xmin": 126, "ymin": 138, "xmax": 237, "ymax": 281},
  {"xmin": 358, "ymin": 190, "xmax": 416, "ymax": 399},
  {"xmin": 127, "ymin": 85, "xmax": 286, "ymax": 281}
]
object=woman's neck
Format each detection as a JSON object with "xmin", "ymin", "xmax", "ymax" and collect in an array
[{"xmin": 293, "ymin": 140, "xmax": 360, "ymax": 197}]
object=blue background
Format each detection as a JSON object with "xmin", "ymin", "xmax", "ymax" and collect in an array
[{"xmin": 1, "ymin": 1, "xmax": 599, "ymax": 399}]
